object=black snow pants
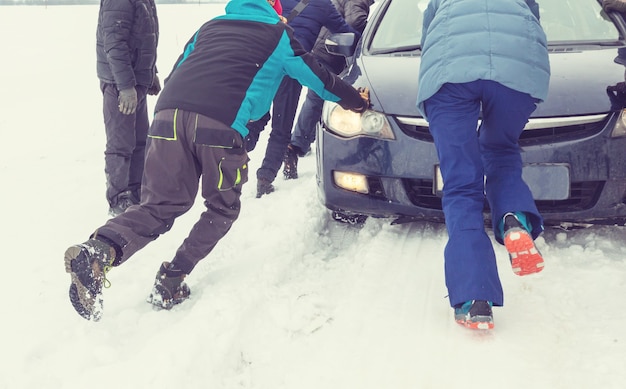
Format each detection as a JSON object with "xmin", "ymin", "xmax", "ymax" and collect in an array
[
  {"xmin": 94, "ymin": 109, "xmax": 249, "ymax": 274},
  {"xmin": 101, "ymin": 82, "xmax": 149, "ymax": 206}
]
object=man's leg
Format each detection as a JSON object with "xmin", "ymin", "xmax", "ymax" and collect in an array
[
  {"xmin": 291, "ymin": 58, "xmax": 335, "ymax": 156},
  {"xmin": 96, "ymin": 109, "xmax": 203, "ymax": 264},
  {"xmin": 129, "ymin": 86, "xmax": 149, "ymax": 203},
  {"xmin": 291, "ymin": 88, "xmax": 324, "ymax": 155},
  {"xmin": 283, "ymin": 89, "xmax": 325, "ymax": 180},
  {"xmin": 66, "ymin": 108, "xmax": 199, "ymax": 320},
  {"xmin": 102, "ymin": 83, "xmax": 139, "ymax": 208},
  {"xmin": 168, "ymin": 112, "xmax": 249, "ymax": 275},
  {"xmin": 256, "ymin": 76, "xmax": 302, "ymax": 183}
]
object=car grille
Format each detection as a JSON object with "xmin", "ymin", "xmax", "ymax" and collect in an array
[
  {"xmin": 403, "ymin": 179, "xmax": 604, "ymax": 213},
  {"xmin": 395, "ymin": 114, "xmax": 608, "ymax": 145}
]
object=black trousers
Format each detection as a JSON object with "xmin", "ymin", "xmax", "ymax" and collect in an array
[
  {"xmin": 101, "ymin": 82, "xmax": 149, "ymax": 206},
  {"xmin": 94, "ymin": 109, "xmax": 249, "ymax": 274}
]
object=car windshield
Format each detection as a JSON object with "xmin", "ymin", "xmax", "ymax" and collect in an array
[{"xmin": 368, "ymin": 0, "xmax": 621, "ymax": 54}]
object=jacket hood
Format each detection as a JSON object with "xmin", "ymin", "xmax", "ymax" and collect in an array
[{"xmin": 220, "ymin": 0, "xmax": 280, "ymax": 23}]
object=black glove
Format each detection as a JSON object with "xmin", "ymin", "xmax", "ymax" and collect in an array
[
  {"xmin": 118, "ymin": 87, "xmax": 138, "ymax": 115},
  {"xmin": 352, "ymin": 87, "xmax": 370, "ymax": 113},
  {"xmin": 604, "ymin": 0, "xmax": 626, "ymax": 12},
  {"xmin": 608, "ymin": 81, "xmax": 626, "ymax": 94},
  {"xmin": 147, "ymin": 74, "xmax": 161, "ymax": 96}
]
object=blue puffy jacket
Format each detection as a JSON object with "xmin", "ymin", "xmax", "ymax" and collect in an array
[{"xmin": 416, "ymin": 0, "xmax": 550, "ymax": 120}]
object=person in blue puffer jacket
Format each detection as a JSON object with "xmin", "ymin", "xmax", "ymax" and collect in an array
[{"xmin": 416, "ymin": 0, "xmax": 550, "ymax": 331}]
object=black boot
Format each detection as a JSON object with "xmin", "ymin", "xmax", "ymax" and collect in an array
[
  {"xmin": 108, "ymin": 190, "xmax": 138, "ymax": 217},
  {"xmin": 282, "ymin": 144, "xmax": 299, "ymax": 180},
  {"xmin": 256, "ymin": 178, "xmax": 275, "ymax": 198},
  {"xmin": 147, "ymin": 262, "xmax": 191, "ymax": 310},
  {"xmin": 64, "ymin": 239, "xmax": 116, "ymax": 321}
]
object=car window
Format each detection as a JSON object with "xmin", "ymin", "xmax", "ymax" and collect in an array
[
  {"xmin": 368, "ymin": 0, "xmax": 620, "ymax": 54},
  {"xmin": 369, "ymin": 0, "xmax": 429, "ymax": 53},
  {"xmin": 539, "ymin": 0, "xmax": 619, "ymax": 42}
]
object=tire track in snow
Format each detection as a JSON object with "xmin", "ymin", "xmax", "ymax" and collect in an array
[{"xmin": 254, "ymin": 220, "xmax": 457, "ymax": 389}]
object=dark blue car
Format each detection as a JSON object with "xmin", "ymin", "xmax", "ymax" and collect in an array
[{"xmin": 316, "ymin": 0, "xmax": 626, "ymax": 227}]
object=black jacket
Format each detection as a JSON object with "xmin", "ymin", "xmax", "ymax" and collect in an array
[
  {"xmin": 312, "ymin": 0, "xmax": 373, "ymax": 74},
  {"xmin": 281, "ymin": 0, "xmax": 358, "ymax": 52},
  {"xmin": 96, "ymin": 0, "xmax": 159, "ymax": 90}
]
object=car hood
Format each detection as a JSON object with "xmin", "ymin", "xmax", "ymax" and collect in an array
[{"xmin": 354, "ymin": 48, "xmax": 626, "ymax": 118}]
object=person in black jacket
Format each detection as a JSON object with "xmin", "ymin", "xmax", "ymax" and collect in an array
[
  {"xmin": 603, "ymin": 0, "xmax": 626, "ymax": 12},
  {"xmin": 64, "ymin": 0, "xmax": 369, "ymax": 322},
  {"xmin": 246, "ymin": 0, "xmax": 360, "ymax": 198},
  {"xmin": 96, "ymin": 0, "xmax": 161, "ymax": 216},
  {"xmin": 283, "ymin": 0, "xmax": 373, "ymax": 179}
]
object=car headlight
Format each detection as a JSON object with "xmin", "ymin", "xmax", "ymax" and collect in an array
[
  {"xmin": 322, "ymin": 102, "xmax": 395, "ymax": 140},
  {"xmin": 612, "ymin": 109, "xmax": 626, "ymax": 137}
]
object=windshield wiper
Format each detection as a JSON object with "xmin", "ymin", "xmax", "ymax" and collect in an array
[
  {"xmin": 549, "ymin": 40, "xmax": 623, "ymax": 47},
  {"xmin": 370, "ymin": 44, "xmax": 421, "ymax": 55}
]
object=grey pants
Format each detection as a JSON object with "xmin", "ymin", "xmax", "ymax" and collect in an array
[
  {"xmin": 94, "ymin": 109, "xmax": 249, "ymax": 274},
  {"xmin": 101, "ymin": 82, "xmax": 149, "ymax": 206}
]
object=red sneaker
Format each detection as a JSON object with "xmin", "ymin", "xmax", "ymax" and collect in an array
[{"xmin": 504, "ymin": 225, "xmax": 544, "ymax": 276}]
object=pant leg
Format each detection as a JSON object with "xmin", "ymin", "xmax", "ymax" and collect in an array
[
  {"xmin": 95, "ymin": 109, "xmax": 203, "ymax": 265},
  {"xmin": 291, "ymin": 58, "xmax": 334, "ymax": 153},
  {"xmin": 257, "ymin": 76, "xmax": 302, "ymax": 182},
  {"xmin": 101, "ymin": 82, "xmax": 146, "ymax": 206},
  {"xmin": 424, "ymin": 81, "xmax": 504, "ymax": 308},
  {"xmin": 478, "ymin": 80, "xmax": 543, "ymax": 243},
  {"xmin": 171, "ymin": 113, "xmax": 249, "ymax": 274},
  {"xmin": 95, "ymin": 109, "xmax": 248, "ymax": 274},
  {"xmin": 129, "ymin": 87, "xmax": 149, "ymax": 202},
  {"xmin": 291, "ymin": 88, "xmax": 323, "ymax": 153}
]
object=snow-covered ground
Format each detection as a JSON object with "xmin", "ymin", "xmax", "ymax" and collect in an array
[{"xmin": 1, "ymin": 3, "xmax": 626, "ymax": 389}]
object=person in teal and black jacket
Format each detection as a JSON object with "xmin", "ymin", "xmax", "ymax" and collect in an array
[
  {"xmin": 416, "ymin": 0, "xmax": 550, "ymax": 331},
  {"xmin": 63, "ymin": 0, "xmax": 369, "ymax": 322}
]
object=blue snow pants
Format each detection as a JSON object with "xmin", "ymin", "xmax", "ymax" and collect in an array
[{"xmin": 423, "ymin": 80, "xmax": 544, "ymax": 308}]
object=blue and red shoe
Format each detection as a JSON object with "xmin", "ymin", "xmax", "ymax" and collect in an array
[
  {"xmin": 502, "ymin": 212, "xmax": 545, "ymax": 276},
  {"xmin": 454, "ymin": 300, "xmax": 494, "ymax": 330}
]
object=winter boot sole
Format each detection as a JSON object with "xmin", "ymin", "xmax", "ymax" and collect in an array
[
  {"xmin": 455, "ymin": 316, "xmax": 494, "ymax": 330},
  {"xmin": 504, "ymin": 228, "xmax": 545, "ymax": 276},
  {"xmin": 64, "ymin": 245, "xmax": 106, "ymax": 321}
]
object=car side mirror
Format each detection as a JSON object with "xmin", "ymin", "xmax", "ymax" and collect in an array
[{"xmin": 325, "ymin": 32, "xmax": 356, "ymax": 57}]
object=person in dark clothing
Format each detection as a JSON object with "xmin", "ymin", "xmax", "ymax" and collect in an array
[
  {"xmin": 64, "ymin": 0, "xmax": 370, "ymax": 322},
  {"xmin": 97, "ymin": 0, "xmax": 162, "ymax": 216},
  {"xmin": 603, "ymin": 0, "xmax": 626, "ymax": 12},
  {"xmin": 245, "ymin": 0, "xmax": 360, "ymax": 198},
  {"xmin": 283, "ymin": 0, "xmax": 373, "ymax": 179}
]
